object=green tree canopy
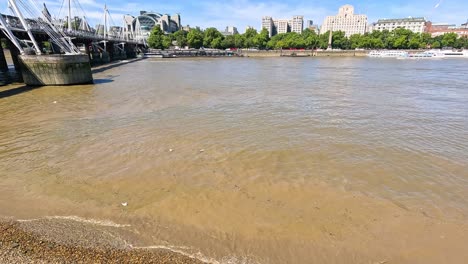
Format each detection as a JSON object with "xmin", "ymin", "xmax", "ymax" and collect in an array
[
  {"xmin": 203, "ymin": 28, "xmax": 224, "ymax": 48},
  {"xmin": 173, "ymin": 30, "xmax": 188, "ymax": 47},
  {"xmin": 147, "ymin": 25, "xmax": 466, "ymax": 51},
  {"xmin": 255, "ymin": 28, "xmax": 270, "ymax": 49},
  {"xmin": 441, "ymin": 33, "xmax": 458, "ymax": 48},
  {"xmin": 187, "ymin": 28, "xmax": 204, "ymax": 49},
  {"xmin": 147, "ymin": 25, "xmax": 165, "ymax": 49}
]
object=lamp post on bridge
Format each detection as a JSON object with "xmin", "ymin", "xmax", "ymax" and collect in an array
[{"xmin": 67, "ymin": 0, "xmax": 72, "ymax": 32}]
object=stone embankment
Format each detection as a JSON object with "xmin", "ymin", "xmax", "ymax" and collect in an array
[{"xmin": 238, "ymin": 50, "xmax": 369, "ymax": 57}]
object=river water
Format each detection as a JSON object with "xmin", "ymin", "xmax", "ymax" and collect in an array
[{"xmin": 1, "ymin": 57, "xmax": 468, "ymax": 263}]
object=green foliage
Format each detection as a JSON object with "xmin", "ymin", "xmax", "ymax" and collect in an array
[
  {"xmin": 222, "ymin": 35, "xmax": 235, "ymax": 49},
  {"xmin": 454, "ymin": 37, "xmax": 468, "ymax": 49},
  {"xmin": 233, "ymin": 34, "xmax": 245, "ymax": 48},
  {"xmin": 441, "ymin": 33, "xmax": 458, "ymax": 48},
  {"xmin": 147, "ymin": 25, "xmax": 165, "ymax": 49},
  {"xmin": 162, "ymin": 35, "xmax": 173, "ymax": 49},
  {"xmin": 243, "ymin": 28, "xmax": 258, "ymax": 48},
  {"xmin": 318, "ymin": 31, "xmax": 331, "ymax": 49},
  {"xmin": 147, "ymin": 25, "xmax": 466, "ymax": 50},
  {"xmin": 255, "ymin": 29, "xmax": 270, "ymax": 49},
  {"xmin": 302, "ymin": 29, "xmax": 319, "ymax": 49},
  {"xmin": 330, "ymin": 31, "xmax": 350, "ymax": 49},
  {"xmin": 173, "ymin": 30, "xmax": 188, "ymax": 47},
  {"xmin": 187, "ymin": 28, "xmax": 204, "ymax": 49},
  {"xmin": 203, "ymin": 28, "xmax": 224, "ymax": 48}
]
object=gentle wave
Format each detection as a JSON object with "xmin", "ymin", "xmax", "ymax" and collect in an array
[
  {"xmin": 17, "ymin": 215, "xmax": 131, "ymax": 228},
  {"xmin": 132, "ymin": 245, "xmax": 223, "ymax": 264}
]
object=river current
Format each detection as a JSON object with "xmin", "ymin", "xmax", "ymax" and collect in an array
[{"xmin": 1, "ymin": 57, "xmax": 467, "ymax": 263}]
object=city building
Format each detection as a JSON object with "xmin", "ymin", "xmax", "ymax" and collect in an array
[
  {"xmin": 274, "ymin": 19, "xmax": 290, "ymax": 34},
  {"xmin": 425, "ymin": 22, "xmax": 468, "ymax": 37},
  {"xmin": 305, "ymin": 20, "xmax": 320, "ymax": 33},
  {"xmin": 290, "ymin": 16, "xmax": 304, "ymax": 34},
  {"xmin": 308, "ymin": 25, "xmax": 320, "ymax": 33},
  {"xmin": 320, "ymin": 5, "xmax": 367, "ymax": 37},
  {"xmin": 369, "ymin": 17, "xmax": 426, "ymax": 33},
  {"xmin": 222, "ymin": 26, "xmax": 238, "ymax": 36},
  {"xmin": 262, "ymin": 16, "xmax": 274, "ymax": 37},
  {"xmin": 123, "ymin": 11, "xmax": 182, "ymax": 40},
  {"xmin": 261, "ymin": 16, "xmax": 304, "ymax": 37}
]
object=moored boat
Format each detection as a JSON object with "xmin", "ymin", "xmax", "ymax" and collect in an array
[
  {"xmin": 368, "ymin": 50, "xmax": 409, "ymax": 58},
  {"xmin": 429, "ymin": 49, "xmax": 468, "ymax": 58}
]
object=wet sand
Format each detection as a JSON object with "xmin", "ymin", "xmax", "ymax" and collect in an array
[
  {"xmin": 0, "ymin": 219, "xmax": 204, "ymax": 264},
  {"xmin": 1, "ymin": 180, "xmax": 468, "ymax": 263}
]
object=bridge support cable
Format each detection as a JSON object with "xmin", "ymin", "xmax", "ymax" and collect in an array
[
  {"xmin": 7, "ymin": 0, "xmax": 41, "ymax": 54},
  {"xmin": 0, "ymin": 14, "xmax": 24, "ymax": 53},
  {"xmin": 12, "ymin": 0, "xmax": 80, "ymax": 55},
  {"xmin": 27, "ymin": 0, "xmax": 80, "ymax": 54}
]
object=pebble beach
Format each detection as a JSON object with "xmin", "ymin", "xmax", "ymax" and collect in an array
[{"xmin": 0, "ymin": 220, "xmax": 205, "ymax": 264}]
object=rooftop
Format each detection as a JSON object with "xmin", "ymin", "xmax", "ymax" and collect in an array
[{"xmin": 376, "ymin": 17, "xmax": 426, "ymax": 23}]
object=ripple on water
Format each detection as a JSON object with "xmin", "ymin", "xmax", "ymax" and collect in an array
[{"xmin": 0, "ymin": 57, "xmax": 468, "ymax": 263}]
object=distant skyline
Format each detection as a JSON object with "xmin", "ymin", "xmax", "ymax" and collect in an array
[{"xmin": 2, "ymin": 0, "xmax": 468, "ymax": 30}]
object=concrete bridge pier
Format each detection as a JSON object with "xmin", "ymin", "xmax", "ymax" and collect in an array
[
  {"xmin": 101, "ymin": 51, "xmax": 110, "ymax": 63},
  {"xmin": 84, "ymin": 42, "xmax": 91, "ymax": 60},
  {"xmin": 106, "ymin": 42, "xmax": 114, "ymax": 61},
  {"xmin": 112, "ymin": 43, "xmax": 127, "ymax": 60},
  {"xmin": 19, "ymin": 54, "xmax": 93, "ymax": 86},
  {"xmin": 125, "ymin": 44, "xmax": 137, "ymax": 59},
  {"xmin": 6, "ymin": 40, "xmax": 22, "ymax": 72},
  {"xmin": 0, "ymin": 44, "xmax": 8, "ymax": 72}
]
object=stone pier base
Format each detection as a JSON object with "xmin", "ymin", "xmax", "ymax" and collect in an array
[
  {"xmin": 0, "ymin": 47, "xmax": 8, "ymax": 72},
  {"xmin": 19, "ymin": 54, "xmax": 93, "ymax": 86}
]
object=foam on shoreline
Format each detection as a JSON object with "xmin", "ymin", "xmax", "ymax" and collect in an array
[{"xmin": 17, "ymin": 215, "xmax": 132, "ymax": 228}]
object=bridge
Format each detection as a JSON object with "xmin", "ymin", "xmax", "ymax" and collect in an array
[{"xmin": 0, "ymin": 0, "xmax": 148, "ymax": 85}]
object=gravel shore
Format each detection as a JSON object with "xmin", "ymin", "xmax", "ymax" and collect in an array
[{"xmin": 0, "ymin": 220, "xmax": 205, "ymax": 264}]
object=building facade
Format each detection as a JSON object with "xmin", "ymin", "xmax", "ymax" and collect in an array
[
  {"xmin": 222, "ymin": 26, "xmax": 239, "ymax": 36},
  {"xmin": 274, "ymin": 19, "xmax": 290, "ymax": 34},
  {"xmin": 261, "ymin": 16, "xmax": 304, "ymax": 37},
  {"xmin": 262, "ymin": 16, "xmax": 274, "ymax": 37},
  {"xmin": 124, "ymin": 11, "xmax": 181, "ymax": 41},
  {"xmin": 305, "ymin": 20, "xmax": 319, "ymax": 33},
  {"xmin": 369, "ymin": 17, "xmax": 426, "ymax": 33},
  {"xmin": 290, "ymin": 16, "xmax": 304, "ymax": 33},
  {"xmin": 425, "ymin": 22, "xmax": 468, "ymax": 37},
  {"xmin": 320, "ymin": 5, "xmax": 367, "ymax": 37}
]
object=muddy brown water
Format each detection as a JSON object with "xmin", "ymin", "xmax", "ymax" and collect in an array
[{"xmin": 1, "ymin": 57, "xmax": 468, "ymax": 263}]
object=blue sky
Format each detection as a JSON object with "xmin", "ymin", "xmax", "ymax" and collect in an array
[{"xmin": 4, "ymin": 0, "xmax": 468, "ymax": 31}]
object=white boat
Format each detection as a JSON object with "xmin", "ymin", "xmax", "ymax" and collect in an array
[
  {"xmin": 397, "ymin": 51, "xmax": 442, "ymax": 60},
  {"xmin": 428, "ymin": 49, "xmax": 468, "ymax": 58},
  {"xmin": 368, "ymin": 50, "xmax": 408, "ymax": 58}
]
